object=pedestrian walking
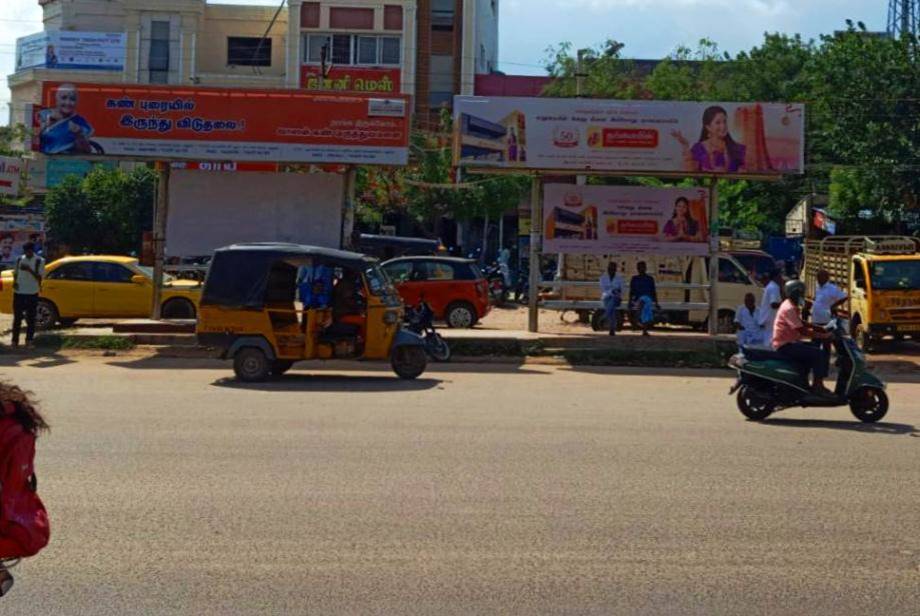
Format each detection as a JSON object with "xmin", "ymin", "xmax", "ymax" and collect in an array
[
  {"xmin": 629, "ymin": 261, "xmax": 659, "ymax": 336},
  {"xmin": 0, "ymin": 382, "xmax": 51, "ymax": 597},
  {"xmin": 11, "ymin": 242, "xmax": 45, "ymax": 348},
  {"xmin": 812, "ymin": 269, "xmax": 848, "ymax": 327},
  {"xmin": 758, "ymin": 269, "xmax": 783, "ymax": 348},
  {"xmin": 599, "ymin": 261, "xmax": 623, "ymax": 336}
]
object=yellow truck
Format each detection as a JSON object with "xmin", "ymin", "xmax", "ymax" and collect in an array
[{"xmin": 804, "ymin": 236, "xmax": 920, "ymax": 351}]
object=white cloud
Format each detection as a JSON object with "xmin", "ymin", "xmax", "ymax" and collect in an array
[{"xmin": 559, "ymin": 0, "xmax": 791, "ymax": 15}]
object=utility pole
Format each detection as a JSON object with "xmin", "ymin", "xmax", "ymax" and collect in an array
[{"xmin": 151, "ymin": 161, "xmax": 170, "ymax": 320}]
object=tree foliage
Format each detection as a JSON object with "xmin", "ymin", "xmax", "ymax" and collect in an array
[{"xmin": 45, "ymin": 166, "xmax": 155, "ymax": 254}]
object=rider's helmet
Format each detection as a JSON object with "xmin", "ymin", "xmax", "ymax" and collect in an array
[{"xmin": 784, "ymin": 280, "xmax": 806, "ymax": 306}]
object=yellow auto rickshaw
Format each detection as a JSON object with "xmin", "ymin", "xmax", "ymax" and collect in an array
[{"xmin": 196, "ymin": 243, "xmax": 428, "ymax": 382}]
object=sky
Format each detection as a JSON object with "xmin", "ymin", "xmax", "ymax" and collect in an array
[{"xmin": 0, "ymin": 0, "xmax": 889, "ymax": 113}]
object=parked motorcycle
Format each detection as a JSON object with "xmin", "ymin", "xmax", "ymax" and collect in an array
[
  {"xmin": 481, "ymin": 262, "xmax": 509, "ymax": 305},
  {"xmin": 404, "ymin": 301, "xmax": 451, "ymax": 362},
  {"xmin": 728, "ymin": 317, "xmax": 889, "ymax": 423}
]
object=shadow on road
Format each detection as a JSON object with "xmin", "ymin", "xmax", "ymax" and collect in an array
[
  {"xmin": 0, "ymin": 349, "xmax": 77, "ymax": 369},
  {"xmin": 760, "ymin": 418, "xmax": 919, "ymax": 436},
  {"xmin": 212, "ymin": 374, "xmax": 442, "ymax": 393}
]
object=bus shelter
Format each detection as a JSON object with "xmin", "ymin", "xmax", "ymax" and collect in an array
[
  {"xmin": 452, "ymin": 96, "xmax": 805, "ymax": 334},
  {"xmin": 30, "ymin": 81, "xmax": 410, "ymax": 318}
]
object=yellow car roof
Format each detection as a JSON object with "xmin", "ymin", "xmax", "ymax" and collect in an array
[{"xmin": 51, "ymin": 255, "xmax": 139, "ymax": 265}]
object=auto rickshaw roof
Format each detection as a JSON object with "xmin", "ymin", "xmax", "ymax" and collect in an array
[
  {"xmin": 201, "ymin": 243, "xmax": 378, "ymax": 309},
  {"xmin": 214, "ymin": 243, "xmax": 376, "ymax": 269}
]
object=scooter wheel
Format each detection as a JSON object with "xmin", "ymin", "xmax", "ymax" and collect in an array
[
  {"xmin": 736, "ymin": 386, "xmax": 775, "ymax": 421},
  {"xmin": 427, "ymin": 335, "xmax": 451, "ymax": 362},
  {"xmin": 849, "ymin": 387, "xmax": 889, "ymax": 423}
]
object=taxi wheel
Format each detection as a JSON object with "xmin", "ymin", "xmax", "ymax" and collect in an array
[
  {"xmin": 233, "ymin": 347, "xmax": 271, "ymax": 382},
  {"xmin": 392, "ymin": 345, "xmax": 427, "ymax": 380},
  {"xmin": 35, "ymin": 299, "xmax": 59, "ymax": 331},
  {"xmin": 161, "ymin": 298, "xmax": 196, "ymax": 320}
]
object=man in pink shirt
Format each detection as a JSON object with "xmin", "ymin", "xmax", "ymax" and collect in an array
[{"xmin": 773, "ymin": 281, "xmax": 833, "ymax": 395}]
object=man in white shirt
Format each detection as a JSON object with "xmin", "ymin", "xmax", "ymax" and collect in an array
[
  {"xmin": 758, "ymin": 269, "xmax": 783, "ymax": 348},
  {"xmin": 734, "ymin": 292, "xmax": 764, "ymax": 348},
  {"xmin": 599, "ymin": 261, "xmax": 624, "ymax": 336},
  {"xmin": 812, "ymin": 269, "xmax": 848, "ymax": 326},
  {"xmin": 12, "ymin": 242, "xmax": 45, "ymax": 347}
]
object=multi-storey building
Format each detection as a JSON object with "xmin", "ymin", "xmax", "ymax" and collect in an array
[{"xmin": 9, "ymin": 0, "xmax": 499, "ymax": 129}]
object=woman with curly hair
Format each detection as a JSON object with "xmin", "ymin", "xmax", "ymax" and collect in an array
[{"xmin": 0, "ymin": 383, "xmax": 50, "ymax": 597}]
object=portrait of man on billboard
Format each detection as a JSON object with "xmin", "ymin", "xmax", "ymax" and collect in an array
[{"xmin": 38, "ymin": 83, "xmax": 97, "ymax": 155}]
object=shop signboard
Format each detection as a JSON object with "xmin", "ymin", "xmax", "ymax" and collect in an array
[
  {"xmin": 300, "ymin": 67, "xmax": 402, "ymax": 94},
  {"xmin": 16, "ymin": 31, "xmax": 126, "ymax": 72},
  {"xmin": 32, "ymin": 82, "xmax": 410, "ymax": 165},
  {"xmin": 454, "ymin": 96, "xmax": 804, "ymax": 177},
  {"xmin": 0, "ymin": 157, "xmax": 25, "ymax": 197},
  {"xmin": 543, "ymin": 184, "xmax": 711, "ymax": 256}
]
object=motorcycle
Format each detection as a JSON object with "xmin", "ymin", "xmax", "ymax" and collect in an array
[
  {"xmin": 404, "ymin": 301, "xmax": 451, "ymax": 362},
  {"xmin": 481, "ymin": 262, "xmax": 509, "ymax": 305},
  {"xmin": 728, "ymin": 317, "xmax": 889, "ymax": 423}
]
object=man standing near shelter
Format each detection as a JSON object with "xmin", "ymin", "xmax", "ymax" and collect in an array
[
  {"xmin": 599, "ymin": 261, "xmax": 623, "ymax": 336},
  {"xmin": 812, "ymin": 270, "xmax": 848, "ymax": 327},
  {"xmin": 734, "ymin": 292, "xmax": 764, "ymax": 348},
  {"xmin": 11, "ymin": 242, "xmax": 44, "ymax": 347},
  {"xmin": 758, "ymin": 269, "xmax": 783, "ymax": 348}
]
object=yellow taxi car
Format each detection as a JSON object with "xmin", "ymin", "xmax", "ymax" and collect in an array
[{"xmin": 0, "ymin": 255, "xmax": 201, "ymax": 330}]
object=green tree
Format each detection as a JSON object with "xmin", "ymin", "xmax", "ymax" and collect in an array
[{"xmin": 45, "ymin": 166, "xmax": 155, "ymax": 254}]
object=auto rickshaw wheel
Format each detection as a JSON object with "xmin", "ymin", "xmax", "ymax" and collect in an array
[
  {"xmin": 391, "ymin": 345, "xmax": 427, "ymax": 380},
  {"xmin": 233, "ymin": 347, "xmax": 272, "ymax": 382},
  {"xmin": 271, "ymin": 360, "xmax": 294, "ymax": 376}
]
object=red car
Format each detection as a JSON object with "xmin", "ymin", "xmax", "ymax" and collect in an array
[{"xmin": 382, "ymin": 257, "xmax": 492, "ymax": 328}]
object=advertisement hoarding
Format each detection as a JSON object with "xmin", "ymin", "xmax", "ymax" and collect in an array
[
  {"xmin": 0, "ymin": 157, "xmax": 25, "ymax": 197},
  {"xmin": 543, "ymin": 184, "xmax": 711, "ymax": 256},
  {"xmin": 16, "ymin": 31, "xmax": 126, "ymax": 71},
  {"xmin": 454, "ymin": 96, "xmax": 804, "ymax": 176},
  {"xmin": 300, "ymin": 67, "xmax": 402, "ymax": 94},
  {"xmin": 32, "ymin": 82, "xmax": 410, "ymax": 165}
]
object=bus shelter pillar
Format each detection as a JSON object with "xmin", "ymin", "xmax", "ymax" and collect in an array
[
  {"xmin": 528, "ymin": 174, "xmax": 542, "ymax": 333},
  {"xmin": 707, "ymin": 177, "xmax": 720, "ymax": 336},
  {"xmin": 152, "ymin": 161, "xmax": 170, "ymax": 320}
]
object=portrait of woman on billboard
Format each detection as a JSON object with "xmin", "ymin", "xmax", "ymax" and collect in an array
[
  {"xmin": 671, "ymin": 105, "xmax": 746, "ymax": 174},
  {"xmin": 662, "ymin": 197, "xmax": 703, "ymax": 242},
  {"xmin": 38, "ymin": 84, "xmax": 96, "ymax": 155}
]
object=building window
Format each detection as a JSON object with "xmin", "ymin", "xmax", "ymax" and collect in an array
[
  {"xmin": 304, "ymin": 34, "xmax": 400, "ymax": 66},
  {"xmin": 149, "ymin": 20, "xmax": 170, "ymax": 84},
  {"xmin": 429, "ymin": 92, "xmax": 453, "ymax": 109},
  {"xmin": 301, "ymin": 2, "xmax": 320, "ymax": 28},
  {"xmin": 432, "ymin": 0, "xmax": 455, "ymax": 27},
  {"xmin": 384, "ymin": 5, "xmax": 403, "ymax": 30},
  {"xmin": 329, "ymin": 7, "xmax": 374, "ymax": 30},
  {"xmin": 227, "ymin": 37, "xmax": 271, "ymax": 67}
]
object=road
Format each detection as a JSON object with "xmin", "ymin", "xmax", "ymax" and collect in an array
[{"xmin": 0, "ymin": 353, "xmax": 918, "ymax": 615}]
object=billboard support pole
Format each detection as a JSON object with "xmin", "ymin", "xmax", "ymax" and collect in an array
[
  {"xmin": 528, "ymin": 173, "xmax": 542, "ymax": 333},
  {"xmin": 707, "ymin": 177, "xmax": 719, "ymax": 336},
  {"xmin": 341, "ymin": 165, "xmax": 357, "ymax": 249},
  {"xmin": 151, "ymin": 161, "xmax": 170, "ymax": 321}
]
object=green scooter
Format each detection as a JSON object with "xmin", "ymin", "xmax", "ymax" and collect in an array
[{"xmin": 728, "ymin": 317, "xmax": 889, "ymax": 423}]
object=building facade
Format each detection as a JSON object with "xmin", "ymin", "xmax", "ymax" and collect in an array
[{"xmin": 9, "ymin": 0, "xmax": 499, "ymax": 128}]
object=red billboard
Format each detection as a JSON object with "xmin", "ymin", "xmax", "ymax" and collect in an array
[{"xmin": 32, "ymin": 82, "xmax": 410, "ymax": 165}]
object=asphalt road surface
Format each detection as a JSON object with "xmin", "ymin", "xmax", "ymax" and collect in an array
[{"xmin": 0, "ymin": 354, "xmax": 918, "ymax": 615}]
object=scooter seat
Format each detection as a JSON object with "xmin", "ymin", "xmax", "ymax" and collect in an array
[{"xmin": 740, "ymin": 346, "xmax": 786, "ymax": 361}]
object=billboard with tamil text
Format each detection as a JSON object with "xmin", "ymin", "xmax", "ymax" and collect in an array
[
  {"xmin": 32, "ymin": 82, "xmax": 410, "ymax": 165},
  {"xmin": 454, "ymin": 96, "xmax": 804, "ymax": 176}
]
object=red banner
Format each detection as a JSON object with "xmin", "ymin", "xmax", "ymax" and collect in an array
[
  {"xmin": 300, "ymin": 66, "xmax": 402, "ymax": 94},
  {"xmin": 33, "ymin": 82, "xmax": 410, "ymax": 165}
]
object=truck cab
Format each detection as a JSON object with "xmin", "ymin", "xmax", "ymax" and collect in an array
[{"xmin": 805, "ymin": 236, "xmax": 920, "ymax": 351}]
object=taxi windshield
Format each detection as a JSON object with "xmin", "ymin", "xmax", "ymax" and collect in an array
[{"xmin": 869, "ymin": 260, "xmax": 920, "ymax": 291}]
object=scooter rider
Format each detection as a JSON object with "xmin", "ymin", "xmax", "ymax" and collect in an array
[{"xmin": 773, "ymin": 280, "xmax": 834, "ymax": 397}]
